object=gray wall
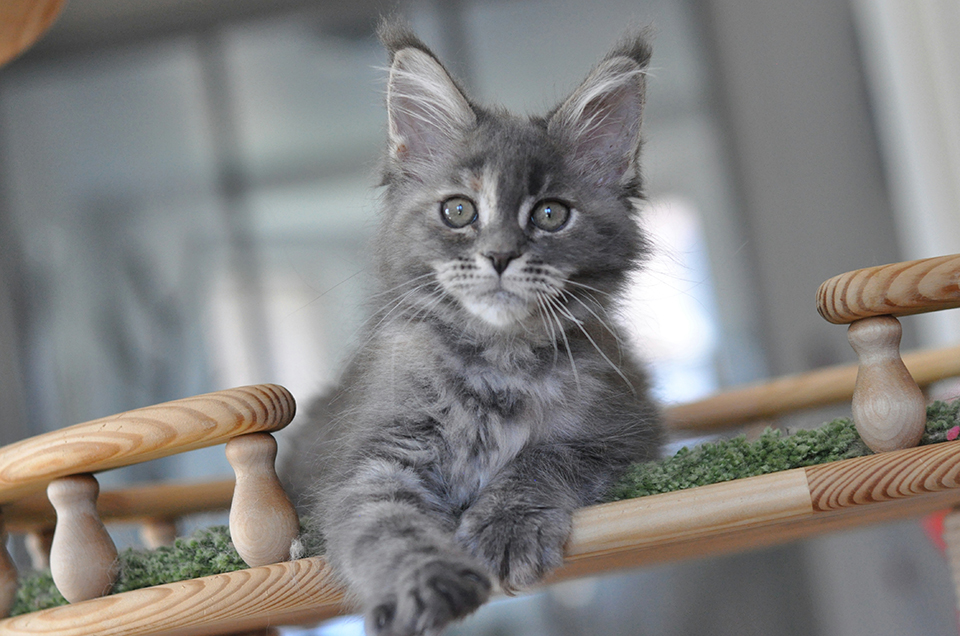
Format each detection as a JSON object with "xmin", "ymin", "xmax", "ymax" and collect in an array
[{"xmin": 703, "ymin": 0, "xmax": 905, "ymax": 376}]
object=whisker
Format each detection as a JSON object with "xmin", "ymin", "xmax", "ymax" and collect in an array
[
  {"xmin": 564, "ymin": 279, "xmax": 613, "ymax": 298},
  {"xmin": 536, "ymin": 293, "xmax": 560, "ymax": 365},
  {"xmin": 354, "ymin": 280, "xmax": 440, "ymax": 350},
  {"xmin": 367, "ymin": 272, "xmax": 437, "ymax": 301},
  {"xmin": 542, "ymin": 295, "xmax": 580, "ymax": 392},
  {"xmin": 561, "ymin": 289, "xmax": 625, "ymax": 366},
  {"xmin": 548, "ymin": 295, "xmax": 635, "ymax": 395}
]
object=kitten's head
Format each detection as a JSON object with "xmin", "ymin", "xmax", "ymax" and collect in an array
[{"xmin": 372, "ymin": 23, "xmax": 651, "ymax": 339}]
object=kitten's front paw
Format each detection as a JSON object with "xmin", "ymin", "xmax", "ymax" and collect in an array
[
  {"xmin": 365, "ymin": 556, "xmax": 492, "ymax": 636},
  {"xmin": 456, "ymin": 504, "xmax": 572, "ymax": 593}
]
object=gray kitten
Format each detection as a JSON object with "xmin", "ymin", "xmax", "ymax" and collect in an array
[{"xmin": 282, "ymin": 23, "xmax": 662, "ymax": 636}]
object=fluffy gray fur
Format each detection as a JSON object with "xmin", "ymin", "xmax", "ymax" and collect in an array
[{"xmin": 281, "ymin": 22, "xmax": 662, "ymax": 636}]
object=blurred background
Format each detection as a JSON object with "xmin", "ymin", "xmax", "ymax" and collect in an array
[{"xmin": 1, "ymin": 0, "xmax": 959, "ymax": 634}]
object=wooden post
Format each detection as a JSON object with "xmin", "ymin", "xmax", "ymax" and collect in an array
[
  {"xmin": 0, "ymin": 511, "xmax": 17, "ymax": 618},
  {"xmin": 225, "ymin": 433, "xmax": 300, "ymax": 567},
  {"xmin": 847, "ymin": 316, "xmax": 926, "ymax": 452},
  {"xmin": 25, "ymin": 528, "xmax": 53, "ymax": 570},
  {"xmin": 140, "ymin": 518, "xmax": 178, "ymax": 549},
  {"xmin": 47, "ymin": 474, "xmax": 119, "ymax": 603}
]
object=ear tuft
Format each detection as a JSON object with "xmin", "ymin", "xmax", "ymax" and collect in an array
[
  {"xmin": 548, "ymin": 31, "xmax": 652, "ymax": 187},
  {"xmin": 377, "ymin": 18, "xmax": 432, "ymax": 64},
  {"xmin": 381, "ymin": 21, "xmax": 475, "ymax": 172}
]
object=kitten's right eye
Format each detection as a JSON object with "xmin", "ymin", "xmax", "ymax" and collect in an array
[{"xmin": 440, "ymin": 197, "xmax": 478, "ymax": 228}]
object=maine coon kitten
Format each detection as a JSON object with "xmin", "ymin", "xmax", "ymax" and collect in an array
[{"xmin": 281, "ymin": 23, "xmax": 662, "ymax": 636}]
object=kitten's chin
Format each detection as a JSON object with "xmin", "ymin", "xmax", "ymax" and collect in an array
[{"xmin": 461, "ymin": 292, "xmax": 533, "ymax": 330}]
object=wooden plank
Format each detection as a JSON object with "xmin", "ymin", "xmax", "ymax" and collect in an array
[
  {"xmin": 664, "ymin": 344, "xmax": 960, "ymax": 432},
  {"xmin": 0, "ymin": 385, "xmax": 294, "ymax": 504},
  {"xmin": 817, "ymin": 253, "xmax": 960, "ymax": 324}
]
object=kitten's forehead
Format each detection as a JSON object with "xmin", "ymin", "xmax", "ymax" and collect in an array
[{"xmin": 455, "ymin": 120, "xmax": 566, "ymax": 206}]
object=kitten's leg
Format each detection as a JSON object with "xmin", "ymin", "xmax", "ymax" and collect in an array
[
  {"xmin": 455, "ymin": 444, "xmax": 615, "ymax": 592},
  {"xmin": 322, "ymin": 458, "xmax": 492, "ymax": 636}
]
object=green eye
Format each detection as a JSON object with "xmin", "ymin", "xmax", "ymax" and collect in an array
[
  {"xmin": 530, "ymin": 200, "xmax": 571, "ymax": 232},
  {"xmin": 440, "ymin": 197, "xmax": 478, "ymax": 228}
]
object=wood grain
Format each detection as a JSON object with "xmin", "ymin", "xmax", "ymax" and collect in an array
[
  {"xmin": 817, "ymin": 253, "xmax": 960, "ymax": 324},
  {"xmin": 0, "ymin": 385, "xmax": 294, "ymax": 504},
  {"xmin": 559, "ymin": 441, "xmax": 960, "ymax": 580},
  {"xmin": 806, "ymin": 441, "xmax": 960, "ymax": 511},
  {"xmin": 0, "ymin": 557, "xmax": 348, "ymax": 636},
  {"xmin": 0, "ymin": 0, "xmax": 65, "ymax": 66},
  {"xmin": 551, "ymin": 488, "xmax": 960, "ymax": 584},
  {"xmin": 664, "ymin": 344, "xmax": 960, "ymax": 432}
]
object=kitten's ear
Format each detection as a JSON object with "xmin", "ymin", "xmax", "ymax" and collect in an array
[
  {"xmin": 381, "ymin": 24, "xmax": 475, "ymax": 171},
  {"xmin": 548, "ymin": 35, "xmax": 651, "ymax": 187}
]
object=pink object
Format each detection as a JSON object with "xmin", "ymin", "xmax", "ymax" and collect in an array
[{"xmin": 948, "ymin": 427, "xmax": 960, "ymax": 441}]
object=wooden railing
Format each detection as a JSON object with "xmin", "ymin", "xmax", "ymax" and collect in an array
[{"xmin": 0, "ymin": 384, "xmax": 298, "ymax": 609}]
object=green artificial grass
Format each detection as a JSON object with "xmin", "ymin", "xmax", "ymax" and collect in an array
[
  {"xmin": 11, "ymin": 400, "xmax": 960, "ymax": 616},
  {"xmin": 607, "ymin": 399, "xmax": 960, "ymax": 501},
  {"xmin": 11, "ymin": 526, "xmax": 248, "ymax": 615}
]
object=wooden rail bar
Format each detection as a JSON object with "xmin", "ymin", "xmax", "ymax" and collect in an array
[
  {"xmin": 664, "ymin": 345, "xmax": 960, "ymax": 432},
  {"xmin": 0, "ymin": 385, "xmax": 294, "ymax": 504},
  {"xmin": 817, "ymin": 253, "xmax": 960, "ymax": 324},
  {"xmin": 0, "ymin": 558, "xmax": 347, "ymax": 636}
]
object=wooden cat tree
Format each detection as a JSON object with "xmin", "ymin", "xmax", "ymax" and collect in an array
[
  {"xmin": 5, "ymin": 5, "xmax": 960, "ymax": 634},
  {"xmin": 0, "ymin": 255, "xmax": 956, "ymax": 635}
]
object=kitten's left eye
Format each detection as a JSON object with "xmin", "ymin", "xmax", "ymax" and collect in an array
[
  {"xmin": 440, "ymin": 197, "xmax": 478, "ymax": 228},
  {"xmin": 530, "ymin": 200, "xmax": 571, "ymax": 232}
]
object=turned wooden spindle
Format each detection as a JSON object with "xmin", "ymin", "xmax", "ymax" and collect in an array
[
  {"xmin": 0, "ymin": 511, "xmax": 17, "ymax": 618},
  {"xmin": 140, "ymin": 518, "xmax": 178, "ymax": 549},
  {"xmin": 47, "ymin": 475, "xmax": 119, "ymax": 603},
  {"xmin": 225, "ymin": 433, "xmax": 299, "ymax": 567},
  {"xmin": 847, "ymin": 316, "xmax": 926, "ymax": 452},
  {"xmin": 25, "ymin": 528, "xmax": 53, "ymax": 570}
]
